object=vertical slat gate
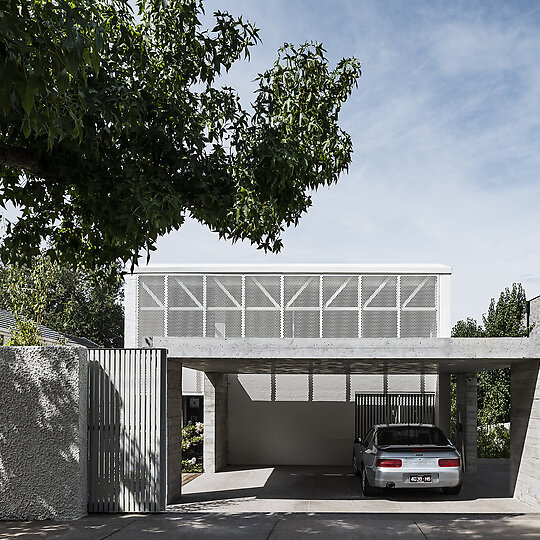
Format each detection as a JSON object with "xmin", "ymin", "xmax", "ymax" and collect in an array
[
  {"xmin": 355, "ymin": 393, "xmax": 435, "ymax": 439},
  {"xmin": 88, "ymin": 349, "xmax": 167, "ymax": 512}
]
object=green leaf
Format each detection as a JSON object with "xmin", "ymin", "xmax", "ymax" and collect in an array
[{"xmin": 21, "ymin": 87, "xmax": 34, "ymax": 114}]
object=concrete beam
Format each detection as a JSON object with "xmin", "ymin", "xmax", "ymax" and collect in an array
[{"xmin": 154, "ymin": 337, "xmax": 540, "ymax": 374}]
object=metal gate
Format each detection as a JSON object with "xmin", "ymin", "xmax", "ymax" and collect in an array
[
  {"xmin": 88, "ymin": 349, "xmax": 167, "ymax": 512},
  {"xmin": 355, "ymin": 393, "xmax": 435, "ymax": 438}
]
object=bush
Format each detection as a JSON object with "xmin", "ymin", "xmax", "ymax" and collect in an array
[
  {"xmin": 478, "ymin": 423, "xmax": 510, "ymax": 458},
  {"xmin": 182, "ymin": 422, "xmax": 203, "ymax": 472}
]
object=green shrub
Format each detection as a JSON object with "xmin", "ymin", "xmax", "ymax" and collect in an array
[
  {"xmin": 182, "ymin": 422, "xmax": 203, "ymax": 472},
  {"xmin": 478, "ymin": 424, "xmax": 510, "ymax": 458}
]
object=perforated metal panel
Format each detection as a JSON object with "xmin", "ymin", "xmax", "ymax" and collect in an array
[
  {"xmin": 138, "ymin": 276, "xmax": 165, "ymax": 346},
  {"xmin": 136, "ymin": 272, "xmax": 440, "ymax": 342},
  {"xmin": 245, "ymin": 275, "xmax": 281, "ymax": 337}
]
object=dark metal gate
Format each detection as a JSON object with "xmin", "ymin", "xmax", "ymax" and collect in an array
[{"xmin": 355, "ymin": 393, "xmax": 435, "ymax": 438}]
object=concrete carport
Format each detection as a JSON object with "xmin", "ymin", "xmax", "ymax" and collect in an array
[{"xmin": 158, "ymin": 336, "xmax": 540, "ymax": 511}]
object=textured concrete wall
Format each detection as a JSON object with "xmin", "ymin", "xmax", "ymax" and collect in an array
[
  {"xmin": 204, "ymin": 373, "xmax": 228, "ymax": 472},
  {"xmin": 511, "ymin": 361, "xmax": 540, "ymax": 507},
  {"xmin": 528, "ymin": 297, "xmax": 540, "ymax": 338},
  {"xmin": 0, "ymin": 347, "xmax": 88, "ymax": 520},
  {"xmin": 435, "ymin": 373, "xmax": 451, "ymax": 438},
  {"xmin": 167, "ymin": 360, "xmax": 182, "ymax": 503},
  {"xmin": 456, "ymin": 373, "xmax": 477, "ymax": 473}
]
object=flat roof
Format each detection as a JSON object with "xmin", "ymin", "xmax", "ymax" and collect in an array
[
  {"xmin": 130, "ymin": 263, "xmax": 452, "ymax": 275},
  {"xmin": 156, "ymin": 337, "xmax": 540, "ymax": 374}
]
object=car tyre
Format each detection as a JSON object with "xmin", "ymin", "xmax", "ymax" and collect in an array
[
  {"xmin": 361, "ymin": 466, "xmax": 378, "ymax": 496},
  {"xmin": 442, "ymin": 484, "xmax": 462, "ymax": 495},
  {"xmin": 353, "ymin": 454, "xmax": 361, "ymax": 477}
]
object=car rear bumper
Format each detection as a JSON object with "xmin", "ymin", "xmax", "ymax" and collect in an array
[{"xmin": 372, "ymin": 468, "xmax": 462, "ymax": 488}]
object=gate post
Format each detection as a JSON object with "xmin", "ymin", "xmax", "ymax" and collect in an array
[
  {"xmin": 167, "ymin": 357, "xmax": 183, "ymax": 503},
  {"xmin": 456, "ymin": 373, "xmax": 477, "ymax": 473}
]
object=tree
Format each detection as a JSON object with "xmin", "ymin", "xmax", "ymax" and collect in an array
[
  {"xmin": 451, "ymin": 283, "xmax": 530, "ymax": 457},
  {"xmin": 0, "ymin": 0, "xmax": 361, "ymax": 271},
  {"xmin": 451, "ymin": 317, "xmax": 485, "ymax": 338},
  {"xmin": 0, "ymin": 256, "xmax": 55, "ymax": 345},
  {"xmin": 0, "ymin": 256, "xmax": 124, "ymax": 346}
]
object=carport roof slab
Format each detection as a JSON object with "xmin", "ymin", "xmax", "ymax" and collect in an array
[{"xmin": 155, "ymin": 337, "xmax": 540, "ymax": 374}]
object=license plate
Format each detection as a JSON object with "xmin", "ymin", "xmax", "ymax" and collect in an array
[{"xmin": 410, "ymin": 475, "xmax": 431, "ymax": 483}]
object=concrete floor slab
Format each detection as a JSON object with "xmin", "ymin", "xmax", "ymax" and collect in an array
[{"xmin": 169, "ymin": 460, "xmax": 539, "ymax": 514}]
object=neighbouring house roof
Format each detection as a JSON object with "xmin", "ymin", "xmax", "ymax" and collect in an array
[{"xmin": 0, "ymin": 308, "xmax": 100, "ymax": 348}]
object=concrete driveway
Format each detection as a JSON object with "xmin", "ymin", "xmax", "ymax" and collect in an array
[
  {"xmin": 170, "ymin": 459, "xmax": 538, "ymax": 514},
  {"xmin": 2, "ymin": 460, "xmax": 539, "ymax": 539}
]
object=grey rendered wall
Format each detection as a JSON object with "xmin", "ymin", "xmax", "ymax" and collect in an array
[
  {"xmin": 228, "ymin": 373, "xmax": 438, "ymax": 466},
  {"xmin": 511, "ymin": 361, "xmax": 540, "ymax": 508},
  {"xmin": 0, "ymin": 347, "xmax": 88, "ymax": 520}
]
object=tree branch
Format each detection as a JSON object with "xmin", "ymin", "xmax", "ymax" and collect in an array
[{"xmin": 0, "ymin": 142, "xmax": 50, "ymax": 178}]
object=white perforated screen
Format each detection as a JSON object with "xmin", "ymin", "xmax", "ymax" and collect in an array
[{"xmin": 136, "ymin": 273, "xmax": 439, "ymax": 342}]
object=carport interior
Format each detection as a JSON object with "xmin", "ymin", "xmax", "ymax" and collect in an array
[{"xmin": 163, "ymin": 337, "xmax": 540, "ymax": 509}]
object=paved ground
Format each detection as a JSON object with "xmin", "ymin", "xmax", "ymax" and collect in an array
[
  {"xmin": 3, "ymin": 512, "xmax": 540, "ymax": 539},
  {"xmin": 171, "ymin": 460, "xmax": 536, "ymax": 514},
  {"xmin": 2, "ymin": 461, "xmax": 539, "ymax": 539}
]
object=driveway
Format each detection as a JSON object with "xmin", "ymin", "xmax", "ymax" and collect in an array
[
  {"xmin": 2, "ymin": 460, "xmax": 539, "ymax": 539},
  {"xmin": 170, "ymin": 459, "xmax": 537, "ymax": 514}
]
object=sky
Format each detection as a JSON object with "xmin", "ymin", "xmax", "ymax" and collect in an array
[{"xmin": 149, "ymin": 0, "xmax": 540, "ymax": 325}]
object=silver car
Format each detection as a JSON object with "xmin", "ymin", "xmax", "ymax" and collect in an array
[{"xmin": 352, "ymin": 424, "xmax": 462, "ymax": 496}]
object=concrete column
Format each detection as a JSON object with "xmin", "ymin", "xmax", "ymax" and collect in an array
[
  {"xmin": 435, "ymin": 373, "xmax": 451, "ymax": 438},
  {"xmin": 456, "ymin": 372, "xmax": 477, "ymax": 473},
  {"xmin": 511, "ymin": 360, "xmax": 540, "ymax": 507},
  {"xmin": 204, "ymin": 372, "xmax": 229, "ymax": 473},
  {"xmin": 167, "ymin": 360, "xmax": 182, "ymax": 503}
]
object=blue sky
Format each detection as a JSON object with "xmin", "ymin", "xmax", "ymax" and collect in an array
[{"xmin": 151, "ymin": 0, "xmax": 540, "ymax": 324}]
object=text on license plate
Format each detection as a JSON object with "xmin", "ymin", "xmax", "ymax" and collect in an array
[{"xmin": 410, "ymin": 475, "xmax": 431, "ymax": 483}]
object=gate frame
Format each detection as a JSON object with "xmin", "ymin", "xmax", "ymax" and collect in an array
[
  {"xmin": 354, "ymin": 392, "xmax": 436, "ymax": 439},
  {"xmin": 87, "ymin": 349, "xmax": 168, "ymax": 513}
]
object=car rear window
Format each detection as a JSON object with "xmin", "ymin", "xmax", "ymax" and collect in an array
[{"xmin": 376, "ymin": 426, "xmax": 449, "ymax": 446}]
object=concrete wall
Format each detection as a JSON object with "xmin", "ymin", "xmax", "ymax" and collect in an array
[
  {"xmin": 455, "ymin": 373, "xmax": 477, "ymax": 473},
  {"xmin": 228, "ymin": 373, "xmax": 438, "ymax": 466},
  {"xmin": 0, "ymin": 347, "xmax": 88, "ymax": 520},
  {"xmin": 528, "ymin": 297, "xmax": 540, "ymax": 338},
  {"xmin": 204, "ymin": 373, "xmax": 228, "ymax": 472},
  {"xmin": 167, "ymin": 360, "xmax": 182, "ymax": 503},
  {"xmin": 511, "ymin": 361, "xmax": 540, "ymax": 507}
]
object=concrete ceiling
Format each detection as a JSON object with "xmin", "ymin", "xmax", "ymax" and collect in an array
[{"xmin": 155, "ymin": 337, "xmax": 540, "ymax": 374}]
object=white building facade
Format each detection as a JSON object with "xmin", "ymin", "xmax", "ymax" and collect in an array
[{"xmin": 124, "ymin": 264, "xmax": 452, "ymax": 465}]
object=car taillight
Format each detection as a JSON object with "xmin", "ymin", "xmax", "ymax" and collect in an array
[
  {"xmin": 376, "ymin": 459, "xmax": 402, "ymax": 468},
  {"xmin": 438, "ymin": 458, "xmax": 460, "ymax": 467}
]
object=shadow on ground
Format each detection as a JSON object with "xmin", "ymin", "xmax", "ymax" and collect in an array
[{"xmin": 2, "ymin": 512, "xmax": 540, "ymax": 539}]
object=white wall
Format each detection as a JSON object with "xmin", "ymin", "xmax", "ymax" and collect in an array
[{"xmin": 228, "ymin": 373, "xmax": 438, "ymax": 465}]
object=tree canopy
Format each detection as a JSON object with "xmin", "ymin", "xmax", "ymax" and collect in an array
[
  {"xmin": 0, "ymin": 0, "xmax": 361, "ymax": 270},
  {"xmin": 0, "ymin": 256, "xmax": 124, "ymax": 346},
  {"xmin": 451, "ymin": 283, "xmax": 529, "ymax": 427}
]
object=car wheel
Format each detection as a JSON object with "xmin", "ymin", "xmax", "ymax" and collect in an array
[
  {"xmin": 353, "ymin": 454, "xmax": 361, "ymax": 477},
  {"xmin": 442, "ymin": 484, "xmax": 462, "ymax": 495},
  {"xmin": 361, "ymin": 466, "xmax": 377, "ymax": 496}
]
